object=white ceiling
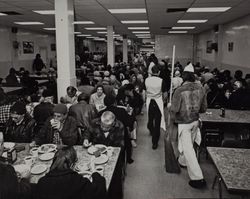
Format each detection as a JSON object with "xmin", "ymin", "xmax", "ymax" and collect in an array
[{"xmin": 0, "ymin": 0, "xmax": 250, "ymax": 39}]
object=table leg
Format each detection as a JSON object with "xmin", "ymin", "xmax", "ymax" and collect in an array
[
  {"xmin": 218, "ymin": 176, "xmax": 222, "ymax": 199},
  {"xmin": 212, "ymin": 175, "xmax": 218, "ymax": 189}
]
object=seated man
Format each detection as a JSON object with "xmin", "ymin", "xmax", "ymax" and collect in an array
[
  {"xmin": 33, "ymin": 104, "xmax": 78, "ymax": 146},
  {"xmin": 5, "ymin": 101, "xmax": 36, "ymax": 143},
  {"xmin": 83, "ymin": 111, "xmax": 124, "ymax": 148}
]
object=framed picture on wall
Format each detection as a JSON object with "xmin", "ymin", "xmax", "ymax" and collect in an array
[
  {"xmin": 23, "ymin": 41, "xmax": 34, "ymax": 54},
  {"xmin": 51, "ymin": 43, "xmax": 56, "ymax": 51},
  {"xmin": 206, "ymin": 40, "xmax": 212, "ymax": 53},
  {"xmin": 228, "ymin": 42, "xmax": 234, "ymax": 52}
]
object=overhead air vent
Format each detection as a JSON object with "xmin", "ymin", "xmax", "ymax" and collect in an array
[
  {"xmin": 160, "ymin": 27, "xmax": 171, "ymax": 30},
  {"xmin": 166, "ymin": 8, "xmax": 187, "ymax": 13},
  {"xmin": 1, "ymin": 11, "xmax": 22, "ymax": 15}
]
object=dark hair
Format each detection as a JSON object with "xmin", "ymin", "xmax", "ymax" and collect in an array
[
  {"xmin": 182, "ymin": 71, "xmax": 195, "ymax": 82},
  {"xmin": 104, "ymin": 94, "xmax": 116, "ymax": 107},
  {"xmin": 234, "ymin": 70, "xmax": 243, "ymax": 79},
  {"xmin": 0, "ymin": 164, "xmax": 19, "ymax": 199},
  {"xmin": 151, "ymin": 65, "xmax": 160, "ymax": 74},
  {"xmin": 66, "ymin": 86, "xmax": 77, "ymax": 95},
  {"xmin": 50, "ymin": 146, "xmax": 77, "ymax": 171},
  {"xmin": 9, "ymin": 68, "xmax": 16, "ymax": 75},
  {"xmin": 124, "ymin": 83, "xmax": 134, "ymax": 91}
]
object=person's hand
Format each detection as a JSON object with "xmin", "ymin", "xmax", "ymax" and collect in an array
[
  {"xmin": 83, "ymin": 139, "xmax": 90, "ymax": 148},
  {"xmin": 167, "ymin": 103, "xmax": 172, "ymax": 109},
  {"xmin": 29, "ymin": 141, "xmax": 36, "ymax": 148}
]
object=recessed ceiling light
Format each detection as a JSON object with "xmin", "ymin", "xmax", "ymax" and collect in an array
[
  {"xmin": 33, "ymin": 10, "xmax": 55, "ymax": 15},
  {"xmin": 74, "ymin": 32, "xmax": 81, "ymax": 34},
  {"xmin": 177, "ymin": 20, "xmax": 207, "ymax": 23},
  {"xmin": 43, "ymin": 28, "xmax": 56, "ymax": 30},
  {"xmin": 172, "ymin": 27, "xmax": 195, "ymax": 29},
  {"xmin": 109, "ymin": 8, "xmax": 146, "ymax": 14},
  {"xmin": 85, "ymin": 27, "xmax": 106, "ymax": 30},
  {"xmin": 132, "ymin": 31, "xmax": 150, "ymax": 34},
  {"xmin": 0, "ymin": 13, "xmax": 7, "ymax": 16},
  {"xmin": 187, "ymin": 7, "xmax": 231, "ymax": 12},
  {"xmin": 169, "ymin": 31, "xmax": 187, "ymax": 33},
  {"xmin": 121, "ymin": 20, "xmax": 148, "ymax": 24},
  {"xmin": 14, "ymin": 22, "xmax": 44, "ymax": 25},
  {"xmin": 73, "ymin": 21, "xmax": 94, "ymax": 25},
  {"xmin": 77, "ymin": 34, "xmax": 92, "ymax": 37},
  {"xmin": 128, "ymin": 27, "xmax": 149, "ymax": 30}
]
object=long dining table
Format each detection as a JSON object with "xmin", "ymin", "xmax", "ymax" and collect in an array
[
  {"xmin": 207, "ymin": 147, "xmax": 250, "ymax": 199},
  {"xmin": 13, "ymin": 143, "xmax": 121, "ymax": 190}
]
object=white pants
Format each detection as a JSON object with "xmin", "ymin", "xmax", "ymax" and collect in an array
[{"xmin": 178, "ymin": 121, "xmax": 204, "ymax": 180}]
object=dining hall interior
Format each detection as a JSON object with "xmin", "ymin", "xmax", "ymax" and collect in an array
[{"xmin": 1, "ymin": 0, "xmax": 250, "ymax": 199}]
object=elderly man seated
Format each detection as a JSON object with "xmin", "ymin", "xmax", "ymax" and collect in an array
[
  {"xmin": 5, "ymin": 101, "xmax": 36, "ymax": 143},
  {"xmin": 33, "ymin": 104, "xmax": 78, "ymax": 146},
  {"xmin": 83, "ymin": 111, "xmax": 124, "ymax": 148}
]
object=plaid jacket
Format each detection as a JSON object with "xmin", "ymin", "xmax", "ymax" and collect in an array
[{"xmin": 0, "ymin": 104, "xmax": 11, "ymax": 124}]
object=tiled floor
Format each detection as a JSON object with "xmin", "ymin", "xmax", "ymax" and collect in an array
[{"xmin": 123, "ymin": 110, "xmax": 241, "ymax": 199}]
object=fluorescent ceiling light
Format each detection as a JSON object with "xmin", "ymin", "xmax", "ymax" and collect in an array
[
  {"xmin": 137, "ymin": 37, "xmax": 151, "ymax": 38},
  {"xmin": 172, "ymin": 26, "xmax": 195, "ymax": 29},
  {"xmin": 97, "ymin": 31, "xmax": 114, "ymax": 34},
  {"xmin": 74, "ymin": 32, "xmax": 81, "ymax": 34},
  {"xmin": 14, "ymin": 22, "xmax": 44, "ymax": 25},
  {"xmin": 169, "ymin": 31, "xmax": 187, "ymax": 33},
  {"xmin": 177, "ymin": 20, "xmax": 207, "ymax": 23},
  {"xmin": 77, "ymin": 34, "xmax": 92, "ymax": 37},
  {"xmin": 43, "ymin": 28, "xmax": 55, "ymax": 30},
  {"xmin": 128, "ymin": 27, "xmax": 149, "ymax": 30},
  {"xmin": 73, "ymin": 21, "xmax": 94, "ymax": 25},
  {"xmin": 121, "ymin": 20, "xmax": 148, "ymax": 24},
  {"xmin": 86, "ymin": 36, "xmax": 96, "ymax": 38},
  {"xmin": 232, "ymin": 25, "xmax": 249, "ymax": 30},
  {"xmin": 187, "ymin": 7, "xmax": 231, "ymax": 12},
  {"xmin": 135, "ymin": 34, "xmax": 151, "ymax": 37},
  {"xmin": 33, "ymin": 10, "xmax": 55, "ymax": 15},
  {"xmin": 85, "ymin": 27, "xmax": 106, "ymax": 30},
  {"xmin": 0, "ymin": 13, "xmax": 7, "ymax": 16},
  {"xmin": 132, "ymin": 31, "xmax": 150, "ymax": 33},
  {"xmin": 109, "ymin": 8, "xmax": 146, "ymax": 14}
]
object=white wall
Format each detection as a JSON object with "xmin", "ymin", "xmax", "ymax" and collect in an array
[
  {"xmin": 0, "ymin": 25, "xmax": 56, "ymax": 77},
  {"xmin": 155, "ymin": 35, "xmax": 194, "ymax": 66},
  {"xmin": 197, "ymin": 14, "xmax": 250, "ymax": 75}
]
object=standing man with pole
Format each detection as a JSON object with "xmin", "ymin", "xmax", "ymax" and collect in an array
[{"xmin": 168, "ymin": 63, "xmax": 207, "ymax": 189}]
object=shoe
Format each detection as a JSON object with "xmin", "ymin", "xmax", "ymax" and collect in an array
[
  {"xmin": 127, "ymin": 158, "xmax": 134, "ymax": 164},
  {"xmin": 131, "ymin": 140, "xmax": 137, "ymax": 148},
  {"xmin": 152, "ymin": 144, "xmax": 158, "ymax": 150},
  {"xmin": 189, "ymin": 179, "xmax": 207, "ymax": 189}
]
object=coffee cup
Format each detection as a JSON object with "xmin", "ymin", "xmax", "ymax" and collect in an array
[
  {"xmin": 24, "ymin": 156, "xmax": 34, "ymax": 166},
  {"xmin": 95, "ymin": 166, "xmax": 104, "ymax": 176},
  {"xmin": 106, "ymin": 146, "xmax": 113, "ymax": 157},
  {"xmin": 30, "ymin": 147, "xmax": 39, "ymax": 157}
]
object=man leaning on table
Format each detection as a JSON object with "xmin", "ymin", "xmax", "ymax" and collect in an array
[
  {"xmin": 168, "ymin": 63, "xmax": 207, "ymax": 189},
  {"xmin": 83, "ymin": 111, "xmax": 124, "ymax": 148}
]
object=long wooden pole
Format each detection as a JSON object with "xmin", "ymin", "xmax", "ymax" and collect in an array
[{"xmin": 169, "ymin": 45, "xmax": 176, "ymax": 104}]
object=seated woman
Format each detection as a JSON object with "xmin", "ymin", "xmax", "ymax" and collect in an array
[
  {"xmin": 89, "ymin": 84, "xmax": 106, "ymax": 112},
  {"xmin": 35, "ymin": 146, "xmax": 106, "ymax": 199}
]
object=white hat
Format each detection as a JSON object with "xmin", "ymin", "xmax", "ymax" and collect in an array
[
  {"xmin": 184, "ymin": 63, "xmax": 194, "ymax": 73},
  {"xmin": 122, "ymin": 79, "xmax": 129, "ymax": 86}
]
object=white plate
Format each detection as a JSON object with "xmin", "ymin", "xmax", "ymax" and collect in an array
[
  {"xmin": 87, "ymin": 144, "xmax": 107, "ymax": 155},
  {"xmin": 38, "ymin": 144, "xmax": 57, "ymax": 154},
  {"xmin": 93, "ymin": 154, "xmax": 109, "ymax": 165},
  {"xmin": 4, "ymin": 142, "xmax": 15, "ymax": 149},
  {"xmin": 39, "ymin": 153, "xmax": 55, "ymax": 161},
  {"xmin": 31, "ymin": 164, "xmax": 47, "ymax": 175},
  {"xmin": 75, "ymin": 163, "xmax": 90, "ymax": 173},
  {"xmin": 13, "ymin": 164, "xmax": 30, "ymax": 177}
]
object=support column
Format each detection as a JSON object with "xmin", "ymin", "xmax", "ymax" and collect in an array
[
  {"xmin": 122, "ymin": 35, "xmax": 128, "ymax": 63},
  {"xmin": 55, "ymin": 0, "xmax": 76, "ymax": 101},
  {"xmin": 215, "ymin": 25, "xmax": 223, "ymax": 70},
  {"xmin": 107, "ymin": 26, "xmax": 114, "ymax": 66}
]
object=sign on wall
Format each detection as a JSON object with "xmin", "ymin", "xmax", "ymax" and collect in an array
[{"xmin": 23, "ymin": 41, "xmax": 34, "ymax": 54}]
